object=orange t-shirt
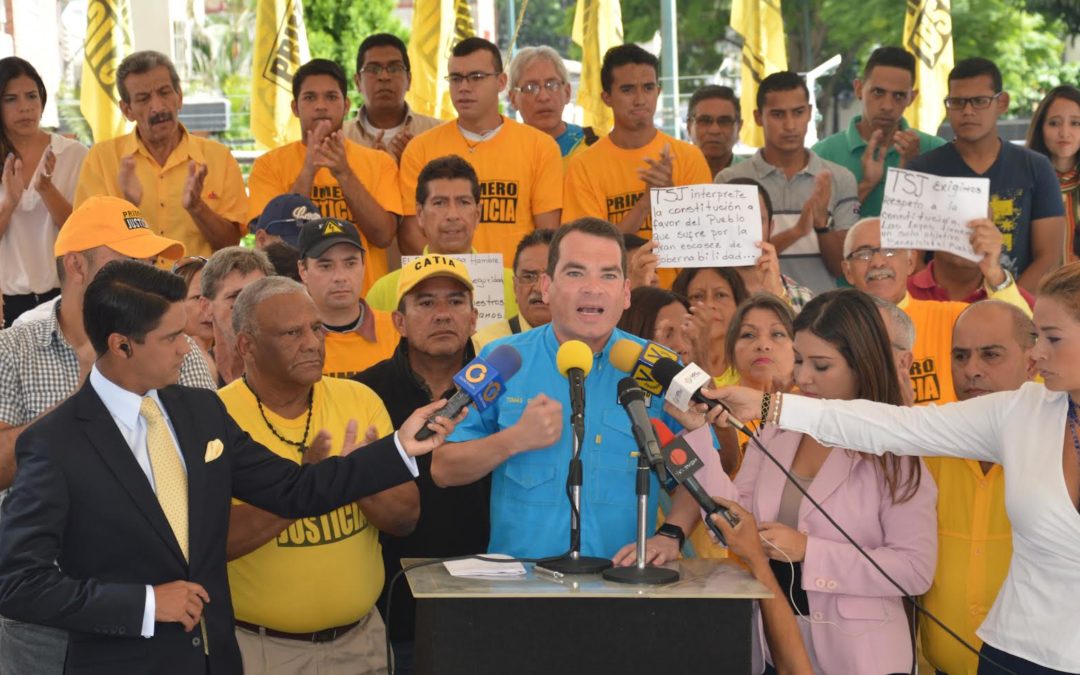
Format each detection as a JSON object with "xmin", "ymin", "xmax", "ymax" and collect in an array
[
  {"xmin": 322, "ymin": 306, "xmax": 399, "ymax": 379},
  {"xmin": 398, "ymin": 116, "xmax": 563, "ymax": 266},
  {"xmin": 248, "ymin": 140, "xmax": 402, "ymax": 293}
]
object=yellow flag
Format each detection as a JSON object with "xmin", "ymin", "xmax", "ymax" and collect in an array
[
  {"xmin": 407, "ymin": 0, "xmax": 475, "ymax": 120},
  {"xmin": 903, "ymin": 0, "xmax": 953, "ymax": 135},
  {"xmin": 251, "ymin": 0, "xmax": 311, "ymax": 151},
  {"xmin": 572, "ymin": 0, "xmax": 623, "ymax": 134},
  {"xmin": 731, "ymin": 0, "xmax": 787, "ymax": 148},
  {"xmin": 80, "ymin": 0, "xmax": 133, "ymax": 144}
]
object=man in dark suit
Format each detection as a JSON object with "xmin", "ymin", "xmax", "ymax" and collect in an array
[{"xmin": 0, "ymin": 261, "xmax": 460, "ymax": 674}]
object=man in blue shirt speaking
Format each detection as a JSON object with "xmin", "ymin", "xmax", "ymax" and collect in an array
[{"xmin": 431, "ymin": 218, "xmax": 702, "ymax": 562}]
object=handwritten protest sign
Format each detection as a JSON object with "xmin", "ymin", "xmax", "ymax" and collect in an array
[
  {"xmin": 879, "ymin": 168, "xmax": 989, "ymax": 263},
  {"xmin": 402, "ymin": 253, "xmax": 505, "ymax": 329},
  {"xmin": 650, "ymin": 183, "xmax": 761, "ymax": 268}
]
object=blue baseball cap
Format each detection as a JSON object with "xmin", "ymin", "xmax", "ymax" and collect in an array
[{"xmin": 252, "ymin": 194, "xmax": 322, "ymax": 247}]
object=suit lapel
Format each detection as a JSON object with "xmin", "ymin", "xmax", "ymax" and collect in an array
[
  {"xmin": 159, "ymin": 387, "xmax": 206, "ymax": 567},
  {"xmin": 758, "ymin": 431, "xmax": 800, "ymax": 521},
  {"xmin": 76, "ymin": 385, "xmax": 188, "ymax": 566},
  {"xmin": 802, "ymin": 446, "xmax": 856, "ymax": 519}
]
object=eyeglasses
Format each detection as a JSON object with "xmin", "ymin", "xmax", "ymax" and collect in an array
[
  {"xmin": 512, "ymin": 79, "xmax": 564, "ymax": 96},
  {"xmin": 943, "ymin": 93, "xmax": 1002, "ymax": 110},
  {"xmin": 359, "ymin": 63, "xmax": 408, "ymax": 77},
  {"xmin": 845, "ymin": 246, "xmax": 899, "ymax": 262},
  {"xmin": 514, "ymin": 271, "xmax": 543, "ymax": 284},
  {"xmin": 171, "ymin": 256, "xmax": 208, "ymax": 274},
  {"xmin": 446, "ymin": 71, "xmax": 498, "ymax": 85},
  {"xmin": 688, "ymin": 115, "xmax": 738, "ymax": 129}
]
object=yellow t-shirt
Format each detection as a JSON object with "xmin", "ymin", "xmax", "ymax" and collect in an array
[
  {"xmin": 898, "ymin": 296, "xmax": 965, "ymax": 406},
  {"xmin": 398, "ymin": 117, "xmax": 563, "ymax": 266},
  {"xmin": 75, "ymin": 126, "xmax": 248, "ymax": 263},
  {"xmin": 920, "ymin": 457, "xmax": 1011, "ymax": 675},
  {"xmin": 247, "ymin": 139, "xmax": 403, "ymax": 293},
  {"xmin": 323, "ymin": 307, "xmax": 399, "ymax": 379},
  {"xmin": 222, "ymin": 377, "xmax": 394, "ymax": 632}
]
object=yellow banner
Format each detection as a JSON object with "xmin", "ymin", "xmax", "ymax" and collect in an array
[
  {"xmin": 251, "ymin": 0, "xmax": 311, "ymax": 150},
  {"xmin": 731, "ymin": 0, "xmax": 787, "ymax": 148},
  {"xmin": 80, "ymin": 0, "xmax": 133, "ymax": 144},
  {"xmin": 572, "ymin": 0, "xmax": 622, "ymax": 134},
  {"xmin": 903, "ymin": 0, "xmax": 953, "ymax": 135},
  {"xmin": 407, "ymin": 0, "xmax": 475, "ymax": 120}
]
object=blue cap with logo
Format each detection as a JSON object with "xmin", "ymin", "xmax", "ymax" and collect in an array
[{"xmin": 252, "ymin": 194, "xmax": 322, "ymax": 247}]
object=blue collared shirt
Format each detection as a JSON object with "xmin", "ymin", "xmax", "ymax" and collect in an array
[{"xmin": 448, "ymin": 325, "xmax": 680, "ymax": 559}]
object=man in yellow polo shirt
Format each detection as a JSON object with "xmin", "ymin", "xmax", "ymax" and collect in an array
[
  {"xmin": 222, "ymin": 275, "xmax": 419, "ymax": 675},
  {"xmin": 920, "ymin": 300, "xmax": 1035, "ymax": 675},
  {"xmin": 75, "ymin": 51, "xmax": 248, "ymax": 262},
  {"xmin": 397, "ymin": 37, "xmax": 562, "ymax": 262},
  {"xmin": 248, "ymin": 59, "xmax": 402, "ymax": 294},
  {"xmin": 298, "ymin": 217, "xmax": 397, "ymax": 379},
  {"xmin": 366, "ymin": 155, "xmax": 517, "ymax": 317}
]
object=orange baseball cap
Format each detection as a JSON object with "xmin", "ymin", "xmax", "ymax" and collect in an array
[{"xmin": 54, "ymin": 195, "xmax": 186, "ymax": 260}]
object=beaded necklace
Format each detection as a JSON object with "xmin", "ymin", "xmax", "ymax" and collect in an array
[{"xmin": 243, "ymin": 375, "xmax": 314, "ymax": 455}]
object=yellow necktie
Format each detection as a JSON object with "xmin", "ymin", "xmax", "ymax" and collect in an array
[{"xmin": 140, "ymin": 397, "xmax": 189, "ymax": 561}]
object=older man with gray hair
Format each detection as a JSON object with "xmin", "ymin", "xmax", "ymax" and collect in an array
[
  {"xmin": 75, "ymin": 50, "xmax": 249, "ymax": 261},
  {"xmin": 508, "ymin": 46, "xmax": 597, "ymax": 159},
  {"xmin": 221, "ymin": 275, "xmax": 419, "ymax": 675},
  {"xmin": 201, "ymin": 246, "xmax": 274, "ymax": 386}
]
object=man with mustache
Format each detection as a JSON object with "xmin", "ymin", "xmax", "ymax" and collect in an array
[
  {"xmin": 472, "ymin": 228, "xmax": 554, "ymax": 349},
  {"xmin": 841, "ymin": 216, "xmax": 1029, "ymax": 405},
  {"xmin": 686, "ymin": 85, "xmax": 743, "ymax": 178},
  {"xmin": 248, "ymin": 59, "xmax": 402, "ymax": 295},
  {"xmin": 75, "ymin": 51, "xmax": 249, "ymax": 263}
]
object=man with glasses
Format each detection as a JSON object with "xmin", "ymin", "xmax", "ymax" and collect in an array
[
  {"xmin": 813, "ymin": 47, "xmax": 946, "ymax": 217},
  {"xmin": 248, "ymin": 59, "xmax": 402, "ymax": 295},
  {"xmin": 397, "ymin": 37, "xmax": 562, "ymax": 264},
  {"xmin": 907, "ymin": 57, "xmax": 1065, "ymax": 293},
  {"xmin": 344, "ymin": 33, "xmax": 441, "ymax": 163},
  {"xmin": 686, "ymin": 85, "xmax": 743, "ymax": 177},
  {"xmin": 508, "ymin": 46, "xmax": 598, "ymax": 163},
  {"xmin": 841, "ymin": 216, "xmax": 1029, "ymax": 405},
  {"xmin": 472, "ymin": 228, "xmax": 554, "ymax": 349},
  {"xmin": 563, "ymin": 44, "xmax": 711, "ymax": 288}
]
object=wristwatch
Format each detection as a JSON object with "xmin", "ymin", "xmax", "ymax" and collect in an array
[
  {"xmin": 813, "ymin": 217, "xmax": 832, "ymax": 235},
  {"xmin": 655, "ymin": 523, "xmax": 686, "ymax": 549},
  {"xmin": 986, "ymin": 269, "xmax": 1014, "ymax": 293}
]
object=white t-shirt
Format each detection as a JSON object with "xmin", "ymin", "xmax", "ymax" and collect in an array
[{"xmin": 0, "ymin": 133, "xmax": 88, "ymax": 295}]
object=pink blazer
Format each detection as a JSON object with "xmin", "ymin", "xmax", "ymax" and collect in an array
[{"xmin": 700, "ymin": 425, "xmax": 938, "ymax": 675}]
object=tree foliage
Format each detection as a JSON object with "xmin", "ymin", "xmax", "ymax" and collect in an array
[{"xmin": 303, "ymin": 0, "xmax": 408, "ymax": 78}]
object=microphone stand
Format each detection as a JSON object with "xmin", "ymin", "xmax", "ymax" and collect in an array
[
  {"xmin": 538, "ymin": 368, "xmax": 612, "ymax": 575},
  {"xmin": 602, "ymin": 451, "xmax": 679, "ymax": 585}
]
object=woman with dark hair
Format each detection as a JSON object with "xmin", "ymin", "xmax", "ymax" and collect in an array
[
  {"xmin": 718, "ymin": 263, "xmax": 1080, "ymax": 674},
  {"xmin": 724, "ymin": 292, "xmax": 796, "ymax": 393},
  {"xmin": 0, "ymin": 57, "xmax": 87, "ymax": 327},
  {"xmin": 1026, "ymin": 85, "xmax": 1080, "ymax": 263},
  {"xmin": 672, "ymin": 266, "xmax": 748, "ymax": 382},
  {"xmin": 707, "ymin": 289, "xmax": 936, "ymax": 675},
  {"xmin": 617, "ymin": 286, "xmax": 708, "ymax": 365}
]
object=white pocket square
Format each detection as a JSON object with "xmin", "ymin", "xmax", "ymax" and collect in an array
[{"xmin": 204, "ymin": 439, "xmax": 224, "ymax": 463}]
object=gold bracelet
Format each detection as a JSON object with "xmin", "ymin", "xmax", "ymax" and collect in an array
[{"xmin": 761, "ymin": 392, "xmax": 771, "ymax": 423}]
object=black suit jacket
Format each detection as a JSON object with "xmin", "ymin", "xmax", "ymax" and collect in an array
[{"xmin": 0, "ymin": 382, "xmax": 415, "ymax": 675}]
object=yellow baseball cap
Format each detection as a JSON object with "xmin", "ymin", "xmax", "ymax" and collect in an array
[
  {"xmin": 54, "ymin": 195, "xmax": 186, "ymax": 260},
  {"xmin": 396, "ymin": 254, "xmax": 475, "ymax": 304}
]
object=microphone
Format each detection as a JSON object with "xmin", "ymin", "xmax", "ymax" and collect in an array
[
  {"xmin": 616, "ymin": 378, "xmax": 669, "ymax": 485},
  {"xmin": 608, "ymin": 339, "xmax": 680, "ymax": 396},
  {"xmin": 651, "ymin": 358, "xmax": 754, "ymax": 436},
  {"xmin": 556, "ymin": 340, "xmax": 593, "ymax": 431},
  {"xmin": 652, "ymin": 420, "xmax": 740, "ymax": 546},
  {"xmin": 414, "ymin": 345, "xmax": 522, "ymax": 440}
]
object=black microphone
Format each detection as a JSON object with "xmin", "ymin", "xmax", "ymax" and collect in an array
[
  {"xmin": 652, "ymin": 420, "xmax": 739, "ymax": 546},
  {"xmin": 616, "ymin": 378, "xmax": 669, "ymax": 486},
  {"xmin": 651, "ymin": 358, "xmax": 755, "ymax": 436},
  {"xmin": 414, "ymin": 345, "xmax": 522, "ymax": 440}
]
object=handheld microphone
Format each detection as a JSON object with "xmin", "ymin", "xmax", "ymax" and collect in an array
[
  {"xmin": 651, "ymin": 358, "xmax": 755, "ymax": 436},
  {"xmin": 414, "ymin": 344, "xmax": 522, "ymax": 440},
  {"xmin": 651, "ymin": 419, "xmax": 739, "ymax": 546},
  {"xmin": 556, "ymin": 340, "xmax": 593, "ymax": 433},
  {"xmin": 616, "ymin": 378, "xmax": 669, "ymax": 486},
  {"xmin": 608, "ymin": 339, "xmax": 680, "ymax": 396}
]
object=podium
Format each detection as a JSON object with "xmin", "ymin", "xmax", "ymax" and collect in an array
[{"xmin": 404, "ymin": 557, "xmax": 770, "ymax": 674}]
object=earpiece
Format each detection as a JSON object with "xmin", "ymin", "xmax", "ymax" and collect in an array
[{"xmin": 120, "ymin": 344, "xmax": 131, "ymax": 356}]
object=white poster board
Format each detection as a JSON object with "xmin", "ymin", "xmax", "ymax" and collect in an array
[
  {"xmin": 649, "ymin": 184, "xmax": 761, "ymax": 268},
  {"xmin": 401, "ymin": 253, "xmax": 505, "ymax": 330},
  {"xmin": 879, "ymin": 168, "xmax": 989, "ymax": 263}
]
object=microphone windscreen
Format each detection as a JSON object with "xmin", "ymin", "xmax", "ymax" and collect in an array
[
  {"xmin": 486, "ymin": 345, "xmax": 523, "ymax": 380},
  {"xmin": 608, "ymin": 339, "xmax": 644, "ymax": 372},
  {"xmin": 650, "ymin": 418, "xmax": 675, "ymax": 447},
  {"xmin": 556, "ymin": 340, "xmax": 593, "ymax": 378},
  {"xmin": 651, "ymin": 357, "xmax": 683, "ymax": 390}
]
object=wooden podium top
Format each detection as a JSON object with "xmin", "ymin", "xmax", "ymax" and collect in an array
[{"xmin": 403, "ymin": 557, "xmax": 772, "ymax": 600}]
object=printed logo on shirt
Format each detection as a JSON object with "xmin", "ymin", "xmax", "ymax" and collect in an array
[
  {"xmin": 910, "ymin": 356, "xmax": 941, "ymax": 404},
  {"xmin": 478, "ymin": 180, "xmax": 520, "ymax": 224},
  {"xmin": 309, "ymin": 185, "xmax": 353, "ymax": 221},
  {"xmin": 606, "ymin": 191, "xmax": 654, "ymax": 231},
  {"xmin": 990, "ymin": 191, "xmax": 1020, "ymax": 272},
  {"xmin": 276, "ymin": 502, "xmax": 368, "ymax": 547}
]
